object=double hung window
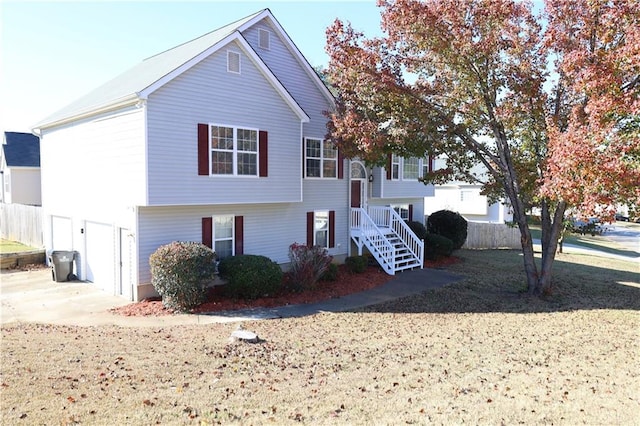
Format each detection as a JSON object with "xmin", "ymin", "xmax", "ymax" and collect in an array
[
  {"xmin": 314, "ymin": 211, "xmax": 329, "ymax": 248},
  {"xmin": 305, "ymin": 138, "xmax": 337, "ymax": 178},
  {"xmin": 210, "ymin": 125, "xmax": 258, "ymax": 176},
  {"xmin": 213, "ymin": 215, "xmax": 234, "ymax": 260},
  {"xmin": 403, "ymin": 157, "xmax": 419, "ymax": 180}
]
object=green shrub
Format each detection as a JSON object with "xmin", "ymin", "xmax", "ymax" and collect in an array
[
  {"xmin": 427, "ymin": 210, "xmax": 468, "ymax": 250},
  {"xmin": 288, "ymin": 243, "xmax": 333, "ymax": 291},
  {"xmin": 321, "ymin": 262, "xmax": 339, "ymax": 281},
  {"xmin": 218, "ymin": 255, "xmax": 283, "ymax": 300},
  {"xmin": 407, "ymin": 221, "xmax": 427, "ymax": 240},
  {"xmin": 345, "ymin": 255, "xmax": 368, "ymax": 273},
  {"xmin": 424, "ymin": 233, "xmax": 454, "ymax": 260},
  {"xmin": 149, "ymin": 241, "xmax": 216, "ymax": 312}
]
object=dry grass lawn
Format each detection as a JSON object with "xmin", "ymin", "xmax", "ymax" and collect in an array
[{"xmin": 1, "ymin": 249, "xmax": 639, "ymax": 425}]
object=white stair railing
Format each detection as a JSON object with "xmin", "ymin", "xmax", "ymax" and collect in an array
[
  {"xmin": 350, "ymin": 207, "xmax": 395, "ymax": 274},
  {"xmin": 386, "ymin": 208, "xmax": 424, "ymax": 268}
]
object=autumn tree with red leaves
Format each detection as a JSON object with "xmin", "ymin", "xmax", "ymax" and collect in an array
[{"xmin": 325, "ymin": 0, "xmax": 639, "ymax": 296}]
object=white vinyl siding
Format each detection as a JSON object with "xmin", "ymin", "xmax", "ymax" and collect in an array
[
  {"xmin": 146, "ymin": 40, "xmax": 302, "ymax": 205},
  {"xmin": 241, "ymin": 22, "xmax": 332, "ymax": 139},
  {"xmin": 137, "ymin": 203, "xmax": 349, "ymax": 285},
  {"xmin": 40, "ymin": 106, "xmax": 146, "ymax": 215}
]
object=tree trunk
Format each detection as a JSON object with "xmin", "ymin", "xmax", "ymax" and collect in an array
[{"xmin": 510, "ymin": 195, "xmax": 567, "ymax": 296}]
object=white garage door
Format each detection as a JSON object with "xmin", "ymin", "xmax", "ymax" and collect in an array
[
  {"xmin": 85, "ymin": 221, "xmax": 115, "ymax": 293},
  {"xmin": 51, "ymin": 216, "xmax": 73, "ymax": 251}
]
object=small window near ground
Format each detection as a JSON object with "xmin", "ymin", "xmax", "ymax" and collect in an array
[
  {"xmin": 213, "ymin": 216, "xmax": 234, "ymax": 260},
  {"xmin": 392, "ymin": 204, "xmax": 410, "ymax": 221},
  {"xmin": 314, "ymin": 211, "xmax": 329, "ymax": 248}
]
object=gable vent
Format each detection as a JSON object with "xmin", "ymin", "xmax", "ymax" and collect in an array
[
  {"xmin": 227, "ymin": 51, "xmax": 241, "ymax": 74},
  {"xmin": 258, "ymin": 29, "xmax": 270, "ymax": 50}
]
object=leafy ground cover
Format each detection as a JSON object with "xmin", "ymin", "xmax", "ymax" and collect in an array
[{"xmin": 1, "ymin": 249, "xmax": 638, "ymax": 425}]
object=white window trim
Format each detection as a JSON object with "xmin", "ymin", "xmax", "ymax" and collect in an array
[
  {"xmin": 314, "ymin": 210, "xmax": 330, "ymax": 248},
  {"xmin": 391, "ymin": 154, "xmax": 400, "ymax": 180},
  {"xmin": 392, "ymin": 204, "xmax": 410, "ymax": 221},
  {"xmin": 212, "ymin": 215, "xmax": 235, "ymax": 259},
  {"xmin": 227, "ymin": 50, "xmax": 241, "ymax": 74},
  {"xmin": 420, "ymin": 157, "xmax": 432, "ymax": 178},
  {"xmin": 209, "ymin": 123, "xmax": 260, "ymax": 177},
  {"xmin": 403, "ymin": 157, "xmax": 420, "ymax": 181},
  {"xmin": 304, "ymin": 137, "xmax": 338, "ymax": 179}
]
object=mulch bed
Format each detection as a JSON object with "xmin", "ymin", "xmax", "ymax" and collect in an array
[{"xmin": 110, "ymin": 257, "xmax": 460, "ymax": 317}]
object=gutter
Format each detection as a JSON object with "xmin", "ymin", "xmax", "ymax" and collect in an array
[{"xmin": 32, "ymin": 94, "xmax": 141, "ymax": 134}]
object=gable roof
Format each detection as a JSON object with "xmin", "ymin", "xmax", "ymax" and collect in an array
[
  {"xmin": 2, "ymin": 132, "xmax": 41, "ymax": 168},
  {"xmin": 34, "ymin": 9, "xmax": 331, "ymax": 130}
]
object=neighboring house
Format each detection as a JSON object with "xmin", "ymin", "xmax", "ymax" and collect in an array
[
  {"xmin": 33, "ymin": 9, "xmax": 433, "ymax": 301},
  {"xmin": 1, "ymin": 132, "xmax": 42, "ymax": 205},
  {"xmin": 424, "ymin": 157, "xmax": 513, "ymax": 223}
]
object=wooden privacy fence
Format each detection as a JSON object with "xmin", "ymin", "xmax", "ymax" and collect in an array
[
  {"xmin": 0, "ymin": 203, "xmax": 43, "ymax": 248},
  {"xmin": 463, "ymin": 221, "xmax": 520, "ymax": 249}
]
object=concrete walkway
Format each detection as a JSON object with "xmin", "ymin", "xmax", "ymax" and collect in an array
[{"xmin": 0, "ymin": 267, "xmax": 461, "ymax": 327}]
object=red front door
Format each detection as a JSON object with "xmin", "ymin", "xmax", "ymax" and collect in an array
[{"xmin": 351, "ymin": 180, "xmax": 362, "ymax": 208}]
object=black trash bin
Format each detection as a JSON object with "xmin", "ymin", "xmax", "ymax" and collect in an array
[{"xmin": 50, "ymin": 251, "xmax": 76, "ymax": 282}]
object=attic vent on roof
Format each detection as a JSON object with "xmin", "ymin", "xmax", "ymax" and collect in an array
[
  {"xmin": 227, "ymin": 51, "xmax": 241, "ymax": 74},
  {"xmin": 258, "ymin": 29, "xmax": 270, "ymax": 50}
]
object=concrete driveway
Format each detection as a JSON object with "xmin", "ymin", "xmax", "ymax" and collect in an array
[{"xmin": 0, "ymin": 268, "xmax": 239, "ymax": 327}]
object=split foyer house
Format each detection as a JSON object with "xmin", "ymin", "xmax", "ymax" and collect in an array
[
  {"xmin": 34, "ymin": 9, "xmax": 434, "ymax": 301},
  {"xmin": 1, "ymin": 131, "xmax": 42, "ymax": 205}
]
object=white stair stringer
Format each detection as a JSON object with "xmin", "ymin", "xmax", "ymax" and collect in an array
[{"xmin": 350, "ymin": 207, "xmax": 424, "ymax": 275}]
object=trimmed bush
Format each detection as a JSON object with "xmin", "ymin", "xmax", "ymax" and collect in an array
[
  {"xmin": 321, "ymin": 263, "xmax": 339, "ymax": 282},
  {"xmin": 218, "ymin": 254, "xmax": 283, "ymax": 300},
  {"xmin": 345, "ymin": 255, "xmax": 368, "ymax": 273},
  {"xmin": 424, "ymin": 233, "xmax": 454, "ymax": 260},
  {"xmin": 288, "ymin": 243, "xmax": 333, "ymax": 291},
  {"xmin": 149, "ymin": 241, "xmax": 216, "ymax": 312},
  {"xmin": 427, "ymin": 210, "xmax": 468, "ymax": 250},
  {"xmin": 407, "ymin": 221, "xmax": 428, "ymax": 240}
]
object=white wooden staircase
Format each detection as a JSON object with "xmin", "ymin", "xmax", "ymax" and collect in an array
[{"xmin": 350, "ymin": 206, "xmax": 424, "ymax": 275}]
